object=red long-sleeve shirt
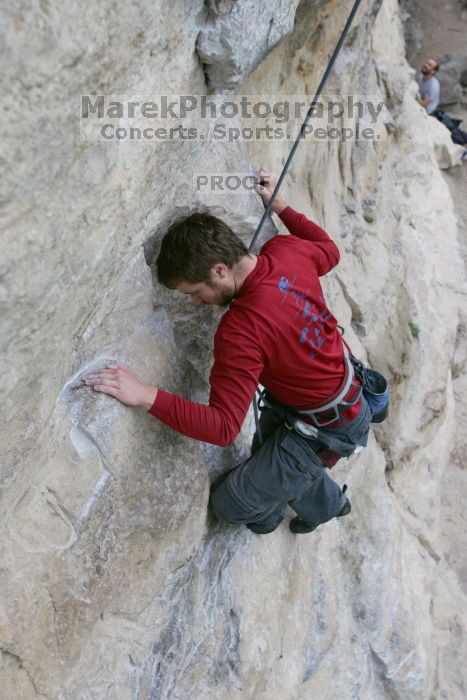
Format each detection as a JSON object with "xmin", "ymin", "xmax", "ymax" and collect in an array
[{"xmin": 148, "ymin": 205, "xmax": 360, "ymax": 446}]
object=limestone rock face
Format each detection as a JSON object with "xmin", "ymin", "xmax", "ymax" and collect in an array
[
  {"xmin": 438, "ymin": 52, "xmax": 467, "ymax": 106},
  {"xmin": 399, "ymin": 0, "xmax": 424, "ymax": 59},
  {"xmin": 196, "ymin": 0, "xmax": 305, "ymax": 92},
  {"xmin": 1, "ymin": 0, "xmax": 466, "ymax": 698}
]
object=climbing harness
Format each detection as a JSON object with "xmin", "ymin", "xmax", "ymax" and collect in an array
[
  {"xmin": 255, "ymin": 389, "xmax": 361, "ymax": 459},
  {"xmin": 295, "ymin": 345, "xmax": 362, "ymax": 428},
  {"xmin": 253, "ymin": 341, "xmax": 389, "ymax": 457}
]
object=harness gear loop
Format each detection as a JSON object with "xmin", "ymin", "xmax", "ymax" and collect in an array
[
  {"xmin": 295, "ymin": 345, "xmax": 362, "ymax": 427},
  {"xmin": 255, "ymin": 367, "xmax": 362, "ymax": 459}
]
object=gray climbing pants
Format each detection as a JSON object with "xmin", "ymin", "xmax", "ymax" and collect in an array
[{"xmin": 210, "ymin": 397, "xmax": 372, "ymax": 531}]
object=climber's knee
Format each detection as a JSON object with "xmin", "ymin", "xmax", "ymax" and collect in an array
[
  {"xmin": 210, "ymin": 484, "xmax": 238, "ymax": 523},
  {"xmin": 210, "ymin": 478, "xmax": 252, "ymax": 525}
]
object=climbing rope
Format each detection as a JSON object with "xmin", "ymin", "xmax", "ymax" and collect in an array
[
  {"xmin": 249, "ymin": 0, "xmax": 364, "ymax": 443},
  {"xmin": 248, "ymin": 0, "xmax": 363, "ymax": 253}
]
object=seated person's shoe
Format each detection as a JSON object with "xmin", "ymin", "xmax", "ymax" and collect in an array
[{"xmin": 290, "ymin": 498, "xmax": 352, "ymax": 534}]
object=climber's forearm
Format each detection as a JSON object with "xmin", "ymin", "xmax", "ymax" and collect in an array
[
  {"xmin": 271, "ymin": 196, "xmax": 287, "ymax": 215},
  {"xmin": 142, "ymin": 386, "xmax": 158, "ymax": 411}
]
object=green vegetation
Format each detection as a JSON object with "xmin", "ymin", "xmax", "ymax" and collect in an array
[{"xmin": 409, "ymin": 321, "xmax": 421, "ymax": 339}]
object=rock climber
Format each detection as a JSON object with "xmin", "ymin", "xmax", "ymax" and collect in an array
[
  {"xmin": 83, "ymin": 168, "xmax": 388, "ymax": 535},
  {"xmin": 417, "ymin": 58, "xmax": 440, "ymax": 115}
]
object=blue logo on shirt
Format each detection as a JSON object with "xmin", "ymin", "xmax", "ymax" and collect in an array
[{"xmin": 277, "ymin": 276, "xmax": 332, "ymax": 357}]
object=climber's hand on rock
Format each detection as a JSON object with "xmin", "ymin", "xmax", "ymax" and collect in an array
[
  {"xmin": 83, "ymin": 364, "xmax": 158, "ymax": 410},
  {"xmin": 254, "ymin": 167, "xmax": 287, "ymax": 214}
]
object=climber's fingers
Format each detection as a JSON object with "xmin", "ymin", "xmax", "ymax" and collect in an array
[
  {"xmin": 257, "ymin": 168, "xmax": 277, "ymax": 192},
  {"xmin": 258, "ymin": 167, "xmax": 271, "ymax": 179},
  {"xmin": 83, "ymin": 362, "xmax": 129, "ymax": 381},
  {"xmin": 82, "ymin": 366, "xmax": 154, "ymax": 407},
  {"xmin": 85, "ymin": 369, "xmax": 115, "ymax": 379},
  {"xmin": 91, "ymin": 382, "xmax": 120, "ymax": 394},
  {"xmin": 254, "ymin": 183, "xmax": 271, "ymax": 200},
  {"xmin": 84, "ymin": 366, "xmax": 126, "ymax": 380},
  {"xmin": 258, "ymin": 175, "xmax": 270, "ymax": 184},
  {"xmin": 85, "ymin": 376, "xmax": 119, "ymax": 388},
  {"xmin": 83, "ymin": 369, "xmax": 123, "ymax": 396},
  {"xmin": 103, "ymin": 362, "xmax": 129, "ymax": 373}
]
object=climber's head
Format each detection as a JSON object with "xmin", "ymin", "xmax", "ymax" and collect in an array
[
  {"xmin": 421, "ymin": 58, "xmax": 439, "ymax": 77},
  {"xmin": 156, "ymin": 212, "xmax": 250, "ymax": 307}
]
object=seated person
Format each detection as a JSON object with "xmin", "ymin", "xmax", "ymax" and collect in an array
[{"xmin": 417, "ymin": 58, "xmax": 440, "ymax": 115}]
